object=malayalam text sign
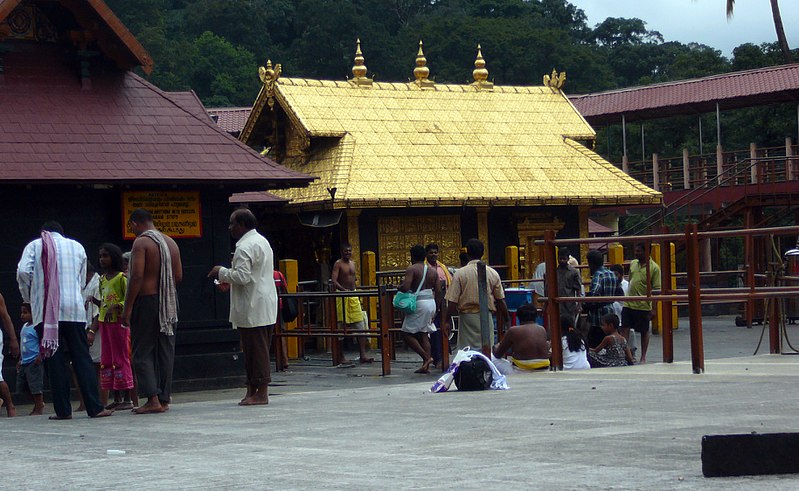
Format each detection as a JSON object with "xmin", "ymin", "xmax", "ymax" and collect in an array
[{"xmin": 122, "ymin": 191, "xmax": 202, "ymax": 240}]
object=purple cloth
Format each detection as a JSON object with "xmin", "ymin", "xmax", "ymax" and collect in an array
[{"xmin": 41, "ymin": 231, "xmax": 60, "ymax": 357}]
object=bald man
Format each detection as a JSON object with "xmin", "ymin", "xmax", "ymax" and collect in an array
[{"xmin": 209, "ymin": 209, "xmax": 277, "ymax": 406}]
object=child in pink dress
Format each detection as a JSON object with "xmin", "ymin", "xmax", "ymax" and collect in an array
[{"xmin": 97, "ymin": 243, "xmax": 135, "ymax": 410}]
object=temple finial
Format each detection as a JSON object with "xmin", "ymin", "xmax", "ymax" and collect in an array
[
  {"xmin": 472, "ymin": 44, "xmax": 493, "ymax": 90},
  {"xmin": 413, "ymin": 40, "xmax": 434, "ymax": 88},
  {"xmin": 351, "ymin": 38, "xmax": 371, "ymax": 86}
]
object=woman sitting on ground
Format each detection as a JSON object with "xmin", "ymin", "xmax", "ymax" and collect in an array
[
  {"xmin": 561, "ymin": 317, "xmax": 590, "ymax": 370},
  {"xmin": 588, "ymin": 313, "xmax": 634, "ymax": 368}
]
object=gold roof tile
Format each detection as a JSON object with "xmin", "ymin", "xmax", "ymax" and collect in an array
[{"xmin": 249, "ymin": 76, "xmax": 660, "ymax": 207}]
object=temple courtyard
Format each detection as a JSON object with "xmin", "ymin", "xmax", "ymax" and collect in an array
[{"xmin": 3, "ymin": 315, "xmax": 799, "ymax": 489}]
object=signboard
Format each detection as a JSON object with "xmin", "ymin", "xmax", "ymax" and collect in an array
[{"xmin": 122, "ymin": 191, "xmax": 202, "ymax": 240}]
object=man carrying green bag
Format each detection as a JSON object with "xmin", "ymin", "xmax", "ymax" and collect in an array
[{"xmin": 396, "ymin": 245, "xmax": 441, "ymax": 373}]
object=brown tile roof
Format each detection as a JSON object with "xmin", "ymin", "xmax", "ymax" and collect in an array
[
  {"xmin": 0, "ymin": 43, "xmax": 313, "ymax": 187},
  {"xmin": 229, "ymin": 191, "xmax": 288, "ymax": 204},
  {"xmin": 570, "ymin": 63, "xmax": 799, "ymax": 125},
  {"xmin": 207, "ymin": 107, "xmax": 252, "ymax": 134},
  {"xmin": 1, "ymin": 0, "xmax": 153, "ymax": 73}
]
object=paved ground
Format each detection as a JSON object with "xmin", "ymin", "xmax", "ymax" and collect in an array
[{"xmin": 4, "ymin": 315, "xmax": 799, "ymax": 489}]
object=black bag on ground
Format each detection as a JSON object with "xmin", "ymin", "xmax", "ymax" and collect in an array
[
  {"xmin": 281, "ymin": 296, "xmax": 298, "ymax": 323},
  {"xmin": 454, "ymin": 357, "xmax": 493, "ymax": 391}
]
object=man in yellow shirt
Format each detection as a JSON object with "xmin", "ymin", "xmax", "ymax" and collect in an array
[{"xmin": 621, "ymin": 243, "xmax": 661, "ymax": 364}]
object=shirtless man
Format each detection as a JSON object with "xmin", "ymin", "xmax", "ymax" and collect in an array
[
  {"xmin": 399, "ymin": 245, "xmax": 441, "ymax": 373},
  {"xmin": 122, "ymin": 209, "xmax": 182, "ymax": 414},
  {"xmin": 492, "ymin": 303, "xmax": 550, "ymax": 370},
  {"xmin": 331, "ymin": 243, "xmax": 372, "ymax": 364}
]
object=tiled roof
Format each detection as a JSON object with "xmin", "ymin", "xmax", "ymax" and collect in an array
[
  {"xmin": 208, "ymin": 107, "xmax": 252, "ymax": 134},
  {"xmin": 0, "ymin": 43, "xmax": 312, "ymax": 187},
  {"xmin": 570, "ymin": 63, "xmax": 799, "ymax": 125},
  {"xmin": 0, "ymin": 0, "xmax": 153, "ymax": 73},
  {"xmin": 242, "ymin": 77, "xmax": 661, "ymax": 207},
  {"xmin": 229, "ymin": 191, "xmax": 288, "ymax": 204}
]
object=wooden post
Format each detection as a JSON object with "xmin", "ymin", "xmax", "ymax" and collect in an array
[
  {"xmin": 477, "ymin": 261, "xmax": 492, "ymax": 357},
  {"xmin": 651, "ymin": 243, "xmax": 662, "ymax": 335},
  {"xmin": 669, "ymin": 242, "xmax": 678, "ymax": 330},
  {"xmin": 652, "ymin": 153, "xmax": 660, "ymax": 191},
  {"xmin": 327, "ymin": 282, "xmax": 343, "ymax": 366},
  {"xmin": 716, "ymin": 144, "xmax": 724, "ymax": 186},
  {"xmin": 544, "ymin": 230, "xmax": 562, "ymax": 370},
  {"xmin": 361, "ymin": 251, "xmax": 378, "ymax": 349},
  {"xmin": 622, "ymin": 154, "xmax": 629, "ymax": 174},
  {"xmin": 440, "ymin": 307, "xmax": 450, "ymax": 372},
  {"xmin": 477, "ymin": 208, "xmax": 490, "ymax": 262},
  {"xmin": 686, "ymin": 223, "xmax": 705, "ymax": 374},
  {"xmin": 683, "ymin": 148, "xmax": 690, "ymax": 189},
  {"xmin": 379, "ymin": 285, "xmax": 391, "ymax": 375},
  {"xmin": 505, "ymin": 246, "xmax": 519, "ymax": 286},
  {"xmin": 745, "ymin": 210, "xmax": 755, "ymax": 328},
  {"xmin": 787, "ymin": 137, "xmax": 795, "ymax": 181},
  {"xmin": 750, "ymin": 143, "xmax": 758, "ymax": 184},
  {"xmin": 279, "ymin": 259, "xmax": 299, "ymax": 360},
  {"xmin": 659, "ymin": 232, "xmax": 673, "ymax": 363},
  {"xmin": 769, "ymin": 295, "xmax": 781, "ymax": 354}
]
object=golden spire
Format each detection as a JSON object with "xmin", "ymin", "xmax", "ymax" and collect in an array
[
  {"xmin": 257, "ymin": 58, "xmax": 281, "ymax": 110},
  {"xmin": 350, "ymin": 38, "xmax": 372, "ymax": 87},
  {"xmin": 413, "ymin": 40, "xmax": 434, "ymax": 88},
  {"xmin": 472, "ymin": 44, "xmax": 493, "ymax": 90}
]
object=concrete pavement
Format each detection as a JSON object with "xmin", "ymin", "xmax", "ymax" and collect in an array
[{"xmin": 4, "ymin": 315, "xmax": 799, "ymax": 489}]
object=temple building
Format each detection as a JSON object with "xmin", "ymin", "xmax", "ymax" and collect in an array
[
  {"xmin": 0, "ymin": 0, "xmax": 312, "ymax": 389},
  {"xmin": 237, "ymin": 40, "xmax": 660, "ymax": 278}
]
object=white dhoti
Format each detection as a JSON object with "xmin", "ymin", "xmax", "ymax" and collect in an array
[{"xmin": 401, "ymin": 289, "xmax": 436, "ymax": 334}]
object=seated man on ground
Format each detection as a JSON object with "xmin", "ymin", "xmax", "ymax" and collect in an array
[{"xmin": 492, "ymin": 303, "xmax": 550, "ymax": 370}]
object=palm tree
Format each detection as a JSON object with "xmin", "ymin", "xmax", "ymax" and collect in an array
[{"xmin": 727, "ymin": 0, "xmax": 792, "ymax": 63}]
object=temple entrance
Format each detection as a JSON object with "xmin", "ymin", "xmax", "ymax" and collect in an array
[
  {"xmin": 377, "ymin": 215, "xmax": 461, "ymax": 270},
  {"xmin": 516, "ymin": 214, "xmax": 565, "ymax": 277}
]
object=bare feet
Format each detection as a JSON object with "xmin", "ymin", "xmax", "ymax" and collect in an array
[
  {"xmin": 76, "ymin": 405, "xmax": 86, "ymax": 412},
  {"xmin": 414, "ymin": 357, "xmax": 434, "ymax": 374},
  {"xmin": 91, "ymin": 409, "xmax": 113, "ymax": 418},
  {"xmin": 29, "ymin": 406, "xmax": 44, "ymax": 416},
  {"xmin": 114, "ymin": 401, "xmax": 134, "ymax": 411},
  {"xmin": 238, "ymin": 396, "xmax": 268, "ymax": 406},
  {"xmin": 105, "ymin": 401, "xmax": 121, "ymax": 410},
  {"xmin": 359, "ymin": 357, "xmax": 375, "ymax": 364},
  {"xmin": 49, "ymin": 414, "xmax": 72, "ymax": 420},
  {"xmin": 132, "ymin": 401, "xmax": 165, "ymax": 414},
  {"xmin": 5, "ymin": 406, "xmax": 16, "ymax": 418},
  {"xmin": 161, "ymin": 403, "xmax": 170, "ymax": 411}
]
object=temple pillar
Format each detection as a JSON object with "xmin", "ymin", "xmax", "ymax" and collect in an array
[
  {"xmin": 279, "ymin": 259, "xmax": 299, "ymax": 359},
  {"xmin": 578, "ymin": 206, "xmax": 589, "ymax": 267},
  {"xmin": 361, "ymin": 251, "xmax": 378, "ymax": 349},
  {"xmin": 345, "ymin": 209, "xmax": 362, "ymax": 268}
]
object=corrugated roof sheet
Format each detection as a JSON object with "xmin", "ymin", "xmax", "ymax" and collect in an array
[
  {"xmin": 0, "ymin": 43, "xmax": 312, "ymax": 186},
  {"xmin": 244, "ymin": 77, "xmax": 660, "ymax": 207},
  {"xmin": 570, "ymin": 63, "xmax": 799, "ymax": 125}
]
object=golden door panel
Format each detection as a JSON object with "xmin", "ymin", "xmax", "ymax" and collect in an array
[{"xmin": 378, "ymin": 215, "xmax": 460, "ymax": 270}]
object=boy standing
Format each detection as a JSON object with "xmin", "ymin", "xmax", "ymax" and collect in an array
[{"xmin": 16, "ymin": 303, "xmax": 44, "ymax": 415}]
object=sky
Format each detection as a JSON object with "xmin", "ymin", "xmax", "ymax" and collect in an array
[{"xmin": 570, "ymin": 0, "xmax": 799, "ymax": 57}]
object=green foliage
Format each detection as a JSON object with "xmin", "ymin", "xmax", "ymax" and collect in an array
[{"xmin": 108, "ymin": 0, "xmax": 794, "ymax": 132}]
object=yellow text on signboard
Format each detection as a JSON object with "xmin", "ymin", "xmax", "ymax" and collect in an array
[{"xmin": 122, "ymin": 191, "xmax": 202, "ymax": 239}]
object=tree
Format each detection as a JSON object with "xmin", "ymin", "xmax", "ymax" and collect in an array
[{"xmin": 727, "ymin": 0, "xmax": 792, "ymax": 63}]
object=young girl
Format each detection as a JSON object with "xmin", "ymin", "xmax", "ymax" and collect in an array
[
  {"xmin": 96, "ymin": 243, "xmax": 136, "ymax": 410},
  {"xmin": 588, "ymin": 313, "xmax": 634, "ymax": 368},
  {"xmin": 561, "ymin": 318, "xmax": 590, "ymax": 370}
]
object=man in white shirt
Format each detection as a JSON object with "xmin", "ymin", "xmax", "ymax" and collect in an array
[
  {"xmin": 16, "ymin": 221, "xmax": 111, "ymax": 420},
  {"xmin": 209, "ymin": 209, "xmax": 277, "ymax": 406}
]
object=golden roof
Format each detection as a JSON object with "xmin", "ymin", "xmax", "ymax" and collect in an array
[{"xmin": 242, "ymin": 67, "xmax": 661, "ymax": 208}]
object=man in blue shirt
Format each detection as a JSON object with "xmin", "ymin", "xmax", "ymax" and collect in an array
[{"xmin": 584, "ymin": 250, "xmax": 620, "ymax": 349}]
